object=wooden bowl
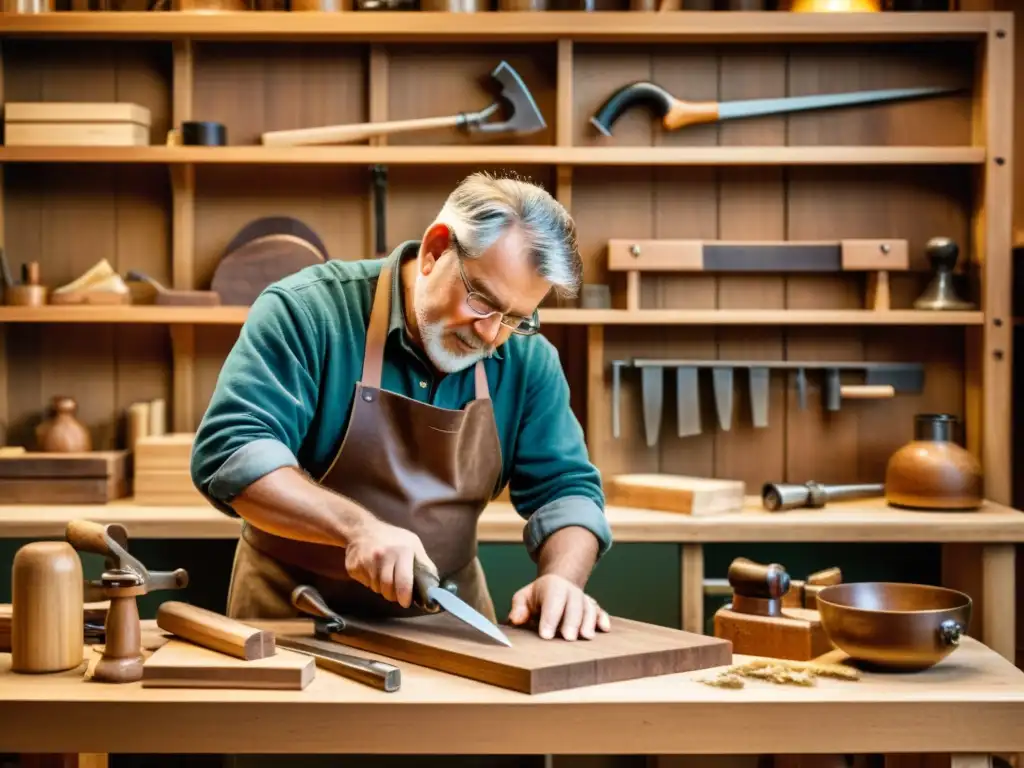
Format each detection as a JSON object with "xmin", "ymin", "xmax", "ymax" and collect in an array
[{"xmin": 816, "ymin": 582, "xmax": 971, "ymax": 672}]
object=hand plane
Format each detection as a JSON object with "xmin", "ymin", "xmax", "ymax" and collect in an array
[
  {"xmin": 712, "ymin": 557, "xmax": 838, "ymax": 661},
  {"xmin": 65, "ymin": 519, "xmax": 188, "ymax": 683}
]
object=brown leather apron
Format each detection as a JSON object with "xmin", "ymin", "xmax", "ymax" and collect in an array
[{"xmin": 225, "ymin": 260, "xmax": 504, "ymax": 624}]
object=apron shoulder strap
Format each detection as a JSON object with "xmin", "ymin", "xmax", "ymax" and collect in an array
[
  {"xmin": 362, "ymin": 264, "xmax": 391, "ymax": 389},
  {"xmin": 474, "ymin": 360, "xmax": 490, "ymax": 401}
]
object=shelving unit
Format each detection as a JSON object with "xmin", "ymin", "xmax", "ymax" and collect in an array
[{"xmin": 0, "ymin": 9, "xmax": 1017, "ymax": 663}]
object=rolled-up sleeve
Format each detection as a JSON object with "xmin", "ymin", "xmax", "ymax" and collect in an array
[
  {"xmin": 190, "ymin": 286, "xmax": 322, "ymax": 516},
  {"xmin": 508, "ymin": 337, "xmax": 613, "ymax": 560}
]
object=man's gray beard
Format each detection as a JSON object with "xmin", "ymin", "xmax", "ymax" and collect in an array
[{"xmin": 417, "ymin": 314, "xmax": 491, "ymax": 373}]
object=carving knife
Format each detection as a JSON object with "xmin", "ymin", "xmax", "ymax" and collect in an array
[{"xmin": 414, "ymin": 560, "xmax": 513, "ymax": 647}]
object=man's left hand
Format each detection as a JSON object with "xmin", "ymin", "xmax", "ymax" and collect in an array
[{"xmin": 507, "ymin": 574, "xmax": 611, "ymax": 641}]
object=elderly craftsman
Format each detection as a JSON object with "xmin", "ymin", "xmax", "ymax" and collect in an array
[{"xmin": 190, "ymin": 171, "xmax": 613, "ymax": 642}]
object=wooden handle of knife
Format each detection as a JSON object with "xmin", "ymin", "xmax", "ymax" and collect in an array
[
  {"xmin": 156, "ymin": 600, "xmax": 275, "ymax": 660},
  {"xmin": 413, "ymin": 559, "xmax": 441, "ymax": 613}
]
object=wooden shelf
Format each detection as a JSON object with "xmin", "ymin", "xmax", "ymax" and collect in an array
[
  {"xmin": 0, "ymin": 145, "xmax": 988, "ymax": 167},
  {"xmin": 1, "ymin": 496, "xmax": 1021, "ymax": 543},
  {"xmin": 0, "ymin": 306, "xmax": 986, "ymax": 326},
  {"xmin": 0, "ymin": 11, "xmax": 997, "ymax": 43}
]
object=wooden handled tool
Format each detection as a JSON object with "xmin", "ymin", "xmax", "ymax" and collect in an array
[
  {"xmin": 714, "ymin": 557, "xmax": 834, "ymax": 661},
  {"xmin": 261, "ymin": 61, "xmax": 544, "ymax": 147},
  {"xmin": 591, "ymin": 83, "xmax": 960, "ymax": 136},
  {"xmin": 156, "ymin": 601, "xmax": 274, "ymax": 660},
  {"xmin": 65, "ymin": 519, "xmax": 188, "ymax": 683},
  {"xmin": 727, "ymin": 557, "xmax": 791, "ymax": 617},
  {"xmin": 286, "ymin": 585, "xmax": 402, "ymax": 691}
]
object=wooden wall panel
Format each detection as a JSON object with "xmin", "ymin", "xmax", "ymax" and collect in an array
[
  {"xmin": 192, "ymin": 42, "xmax": 366, "ymax": 147},
  {"xmin": 1, "ymin": 41, "xmax": 171, "ymax": 451},
  {"xmin": 385, "ymin": 44, "xmax": 557, "ymax": 147},
  {"xmin": 572, "ymin": 41, "xmax": 974, "ymax": 490}
]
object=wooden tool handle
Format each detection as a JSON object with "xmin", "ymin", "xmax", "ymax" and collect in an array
[
  {"xmin": 839, "ymin": 384, "xmax": 894, "ymax": 399},
  {"xmin": 662, "ymin": 100, "xmax": 721, "ymax": 131},
  {"xmin": 65, "ymin": 519, "xmax": 116, "ymax": 557},
  {"xmin": 413, "ymin": 558, "xmax": 445, "ymax": 613},
  {"xmin": 261, "ymin": 114, "xmax": 462, "ymax": 147},
  {"xmin": 290, "ymin": 585, "xmax": 347, "ymax": 630},
  {"xmin": 156, "ymin": 601, "xmax": 275, "ymax": 660},
  {"xmin": 727, "ymin": 557, "xmax": 791, "ymax": 600},
  {"xmin": 806, "ymin": 566, "xmax": 842, "ymax": 586}
]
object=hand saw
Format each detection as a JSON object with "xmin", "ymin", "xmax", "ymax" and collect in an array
[{"xmin": 590, "ymin": 83, "xmax": 961, "ymax": 136}]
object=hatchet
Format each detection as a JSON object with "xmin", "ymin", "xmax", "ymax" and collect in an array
[
  {"xmin": 590, "ymin": 82, "xmax": 961, "ymax": 136},
  {"xmin": 262, "ymin": 60, "xmax": 546, "ymax": 147}
]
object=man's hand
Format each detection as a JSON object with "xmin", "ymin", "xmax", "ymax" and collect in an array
[
  {"xmin": 507, "ymin": 573, "xmax": 611, "ymax": 641},
  {"xmin": 344, "ymin": 517, "xmax": 436, "ymax": 609}
]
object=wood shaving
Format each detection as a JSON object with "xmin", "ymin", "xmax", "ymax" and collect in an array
[
  {"xmin": 697, "ymin": 657, "xmax": 860, "ymax": 689},
  {"xmin": 699, "ymin": 672, "xmax": 745, "ymax": 689}
]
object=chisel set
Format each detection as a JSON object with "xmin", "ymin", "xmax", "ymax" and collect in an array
[{"xmin": 611, "ymin": 358, "xmax": 925, "ymax": 447}]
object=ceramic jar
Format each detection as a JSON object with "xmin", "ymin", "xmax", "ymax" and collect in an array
[{"xmin": 35, "ymin": 396, "xmax": 92, "ymax": 453}]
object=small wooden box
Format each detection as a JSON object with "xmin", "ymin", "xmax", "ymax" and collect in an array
[
  {"xmin": 4, "ymin": 102, "xmax": 152, "ymax": 146},
  {"xmin": 0, "ymin": 450, "xmax": 130, "ymax": 504}
]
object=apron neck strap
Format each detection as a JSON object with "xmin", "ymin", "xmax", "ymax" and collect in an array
[
  {"xmin": 363, "ymin": 261, "xmax": 492, "ymax": 401},
  {"xmin": 362, "ymin": 263, "xmax": 392, "ymax": 389}
]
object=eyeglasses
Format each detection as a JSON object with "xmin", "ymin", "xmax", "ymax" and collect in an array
[{"xmin": 455, "ymin": 253, "xmax": 541, "ymax": 336}]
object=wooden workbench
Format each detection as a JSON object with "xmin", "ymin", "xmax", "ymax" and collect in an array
[
  {"xmin": 0, "ymin": 496, "xmax": 1021, "ymax": 664},
  {"xmin": 0, "ymin": 631, "xmax": 1021, "ymax": 758}
]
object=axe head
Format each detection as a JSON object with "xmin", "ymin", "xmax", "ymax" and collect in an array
[{"xmin": 467, "ymin": 60, "xmax": 546, "ymax": 136}]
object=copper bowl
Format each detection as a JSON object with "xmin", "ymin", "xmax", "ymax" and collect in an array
[{"xmin": 816, "ymin": 582, "xmax": 971, "ymax": 672}]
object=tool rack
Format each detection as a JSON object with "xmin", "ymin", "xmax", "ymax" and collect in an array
[{"xmin": 0, "ymin": 9, "xmax": 1017, "ymax": 670}]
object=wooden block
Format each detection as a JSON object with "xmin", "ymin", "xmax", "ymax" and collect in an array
[
  {"xmin": 133, "ymin": 469, "xmax": 204, "ymax": 504},
  {"xmin": 4, "ymin": 102, "xmax": 152, "ymax": 126},
  {"xmin": 0, "ymin": 451, "xmax": 129, "ymax": 503},
  {"xmin": 605, "ymin": 474, "xmax": 745, "ymax": 516},
  {"xmin": 712, "ymin": 606, "xmax": 833, "ymax": 662},
  {"xmin": 141, "ymin": 638, "xmax": 314, "ymax": 690},
  {"xmin": 156, "ymin": 601, "xmax": 275, "ymax": 660},
  {"xmin": 4, "ymin": 122, "xmax": 149, "ymax": 147},
  {"xmin": 134, "ymin": 433, "xmax": 194, "ymax": 471},
  {"xmin": 313, "ymin": 613, "xmax": 732, "ymax": 694}
]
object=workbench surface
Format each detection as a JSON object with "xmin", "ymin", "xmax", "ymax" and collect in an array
[
  {"xmin": 0, "ymin": 630, "xmax": 1022, "ymax": 756},
  {"xmin": 1, "ymin": 496, "xmax": 1023, "ymax": 542}
]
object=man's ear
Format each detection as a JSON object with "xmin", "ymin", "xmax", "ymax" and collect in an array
[{"xmin": 420, "ymin": 222, "xmax": 452, "ymax": 275}]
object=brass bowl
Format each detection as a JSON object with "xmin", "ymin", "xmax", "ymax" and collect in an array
[{"xmin": 816, "ymin": 582, "xmax": 971, "ymax": 672}]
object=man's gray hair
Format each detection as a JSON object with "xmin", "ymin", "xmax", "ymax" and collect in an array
[{"xmin": 435, "ymin": 171, "xmax": 582, "ymax": 299}]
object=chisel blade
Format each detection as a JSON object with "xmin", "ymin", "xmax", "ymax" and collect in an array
[
  {"xmin": 749, "ymin": 367, "xmax": 769, "ymax": 428},
  {"xmin": 676, "ymin": 366, "xmax": 701, "ymax": 437},
  {"xmin": 795, "ymin": 368, "xmax": 807, "ymax": 411},
  {"xmin": 641, "ymin": 365, "xmax": 663, "ymax": 447},
  {"xmin": 712, "ymin": 367, "xmax": 733, "ymax": 431}
]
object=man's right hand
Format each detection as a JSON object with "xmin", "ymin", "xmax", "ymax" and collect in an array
[{"xmin": 344, "ymin": 517, "xmax": 436, "ymax": 608}]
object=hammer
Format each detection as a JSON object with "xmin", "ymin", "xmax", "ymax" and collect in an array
[{"xmin": 261, "ymin": 61, "xmax": 546, "ymax": 147}]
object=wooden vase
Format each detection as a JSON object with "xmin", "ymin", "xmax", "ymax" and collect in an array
[
  {"xmin": 884, "ymin": 413, "xmax": 983, "ymax": 511},
  {"xmin": 36, "ymin": 396, "xmax": 92, "ymax": 453}
]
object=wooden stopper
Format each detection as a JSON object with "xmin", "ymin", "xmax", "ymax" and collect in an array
[
  {"xmin": 127, "ymin": 401, "xmax": 151, "ymax": 450},
  {"xmin": 148, "ymin": 398, "xmax": 166, "ymax": 437},
  {"xmin": 11, "ymin": 541, "xmax": 84, "ymax": 673}
]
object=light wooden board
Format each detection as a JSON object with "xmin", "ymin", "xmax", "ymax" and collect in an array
[
  {"xmin": 605, "ymin": 474, "xmax": 745, "ymax": 516},
  {"xmin": 141, "ymin": 638, "xmax": 314, "ymax": 690},
  {"xmin": 292, "ymin": 613, "xmax": 731, "ymax": 694}
]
